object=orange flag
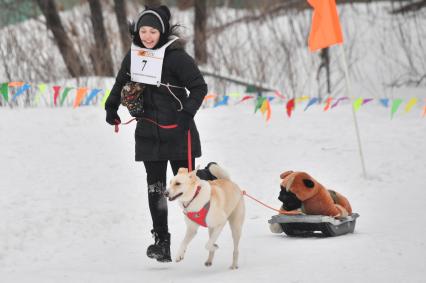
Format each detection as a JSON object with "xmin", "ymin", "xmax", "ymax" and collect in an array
[
  {"xmin": 308, "ymin": 0, "xmax": 343, "ymax": 51},
  {"xmin": 73, "ymin": 87, "xmax": 88, "ymax": 108}
]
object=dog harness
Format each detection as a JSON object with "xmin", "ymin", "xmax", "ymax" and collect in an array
[{"xmin": 183, "ymin": 185, "xmax": 210, "ymax": 227}]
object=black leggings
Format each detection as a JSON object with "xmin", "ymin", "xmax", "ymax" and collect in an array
[{"xmin": 143, "ymin": 159, "xmax": 195, "ymax": 234}]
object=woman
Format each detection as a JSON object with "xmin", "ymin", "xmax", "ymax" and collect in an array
[{"xmin": 105, "ymin": 5, "xmax": 207, "ymax": 263}]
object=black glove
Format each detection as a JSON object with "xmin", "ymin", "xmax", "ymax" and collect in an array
[
  {"xmin": 177, "ymin": 110, "xmax": 193, "ymax": 131},
  {"xmin": 106, "ymin": 109, "xmax": 121, "ymax": 125}
]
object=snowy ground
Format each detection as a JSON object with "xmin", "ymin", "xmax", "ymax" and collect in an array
[{"xmin": 1, "ymin": 102, "xmax": 426, "ymax": 282}]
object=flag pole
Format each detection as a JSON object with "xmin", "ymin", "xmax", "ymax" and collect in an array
[{"xmin": 339, "ymin": 44, "xmax": 367, "ymax": 178}]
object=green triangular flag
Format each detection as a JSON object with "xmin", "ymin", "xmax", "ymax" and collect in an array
[
  {"xmin": 353, "ymin": 97, "xmax": 363, "ymax": 112},
  {"xmin": 1, "ymin": 82, "xmax": 9, "ymax": 102},
  {"xmin": 34, "ymin": 84, "xmax": 47, "ymax": 106},
  {"xmin": 254, "ymin": 96, "xmax": 266, "ymax": 113},
  {"xmin": 101, "ymin": 89, "xmax": 111, "ymax": 108},
  {"xmin": 391, "ymin": 99, "xmax": 403, "ymax": 119},
  {"xmin": 60, "ymin": 87, "xmax": 73, "ymax": 106}
]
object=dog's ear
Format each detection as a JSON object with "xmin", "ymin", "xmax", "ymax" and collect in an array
[
  {"xmin": 280, "ymin": 171, "xmax": 294, "ymax": 179},
  {"xmin": 178, "ymin": 167, "xmax": 188, "ymax": 174}
]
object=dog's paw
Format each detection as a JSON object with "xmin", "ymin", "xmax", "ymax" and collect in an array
[
  {"xmin": 204, "ymin": 261, "xmax": 212, "ymax": 267},
  {"xmin": 229, "ymin": 264, "xmax": 239, "ymax": 270},
  {"xmin": 175, "ymin": 254, "xmax": 184, "ymax": 262}
]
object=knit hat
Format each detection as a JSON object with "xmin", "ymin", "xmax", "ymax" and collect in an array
[{"xmin": 136, "ymin": 6, "xmax": 171, "ymax": 34}]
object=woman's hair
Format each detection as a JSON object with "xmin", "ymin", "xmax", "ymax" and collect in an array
[{"xmin": 133, "ymin": 23, "xmax": 185, "ymax": 49}]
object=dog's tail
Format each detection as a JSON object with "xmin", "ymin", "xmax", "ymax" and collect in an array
[{"xmin": 208, "ymin": 163, "xmax": 231, "ymax": 181}]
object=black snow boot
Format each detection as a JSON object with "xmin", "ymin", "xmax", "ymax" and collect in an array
[{"xmin": 146, "ymin": 230, "xmax": 171, "ymax": 262}]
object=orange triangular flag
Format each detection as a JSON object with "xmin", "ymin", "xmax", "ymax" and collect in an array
[
  {"xmin": 73, "ymin": 87, "xmax": 88, "ymax": 108},
  {"xmin": 307, "ymin": 0, "xmax": 343, "ymax": 51}
]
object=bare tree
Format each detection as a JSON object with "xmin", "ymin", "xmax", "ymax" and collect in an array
[
  {"xmin": 144, "ymin": 0, "xmax": 162, "ymax": 6},
  {"xmin": 88, "ymin": 0, "xmax": 114, "ymax": 76},
  {"xmin": 177, "ymin": 0, "xmax": 194, "ymax": 10},
  {"xmin": 113, "ymin": 0, "xmax": 131, "ymax": 54},
  {"xmin": 391, "ymin": 0, "xmax": 426, "ymax": 14},
  {"xmin": 35, "ymin": 0, "xmax": 88, "ymax": 77},
  {"xmin": 194, "ymin": 0, "xmax": 208, "ymax": 64}
]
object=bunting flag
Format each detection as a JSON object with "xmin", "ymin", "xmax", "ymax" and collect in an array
[
  {"xmin": 1, "ymin": 82, "xmax": 9, "ymax": 102},
  {"xmin": 260, "ymin": 98, "xmax": 272, "ymax": 122},
  {"xmin": 307, "ymin": 0, "xmax": 344, "ymax": 51},
  {"xmin": 53, "ymin": 86, "xmax": 61, "ymax": 106},
  {"xmin": 11, "ymin": 83, "xmax": 31, "ymax": 101},
  {"xmin": 60, "ymin": 87, "xmax": 73, "ymax": 106},
  {"xmin": 8, "ymin": 81, "xmax": 24, "ymax": 87},
  {"xmin": 286, "ymin": 98, "xmax": 295, "ymax": 117},
  {"xmin": 331, "ymin": 96, "xmax": 349, "ymax": 108},
  {"xmin": 73, "ymin": 87, "xmax": 88, "ymax": 108},
  {"xmin": 296, "ymin": 96, "xmax": 310, "ymax": 103},
  {"xmin": 423, "ymin": 105, "xmax": 426, "ymax": 117},
  {"xmin": 353, "ymin": 97, "xmax": 363, "ymax": 112},
  {"xmin": 304, "ymin": 97, "xmax": 319, "ymax": 111},
  {"xmin": 274, "ymin": 90, "xmax": 286, "ymax": 100},
  {"xmin": 260, "ymin": 99, "xmax": 268, "ymax": 115},
  {"xmin": 34, "ymin": 84, "xmax": 47, "ymax": 106},
  {"xmin": 213, "ymin": 95, "xmax": 229, "ymax": 107},
  {"xmin": 363, "ymin": 98, "xmax": 374, "ymax": 105},
  {"xmin": 238, "ymin": 95, "xmax": 254, "ymax": 104},
  {"xmin": 254, "ymin": 96, "xmax": 266, "ymax": 113},
  {"xmin": 324, "ymin": 97, "xmax": 333, "ymax": 111},
  {"xmin": 391, "ymin": 99, "xmax": 403, "ymax": 119},
  {"xmin": 404, "ymin": 97, "xmax": 417, "ymax": 113},
  {"xmin": 84, "ymin": 88, "xmax": 102, "ymax": 105},
  {"xmin": 228, "ymin": 92, "xmax": 241, "ymax": 98},
  {"xmin": 100, "ymin": 89, "xmax": 111, "ymax": 108},
  {"xmin": 203, "ymin": 93, "xmax": 217, "ymax": 101},
  {"xmin": 379, "ymin": 98, "xmax": 389, "ymax": 108}
]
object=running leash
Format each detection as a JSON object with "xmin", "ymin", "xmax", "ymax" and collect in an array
[
  {"xmin": 112, "ymin": 118, "xmax": 193, "ymax": 172},
  {"xmin": 242, "ymin": 190, "xmax": 301, "ymax": 215}
]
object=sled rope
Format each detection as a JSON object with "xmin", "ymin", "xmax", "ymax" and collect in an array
[{"xmin": 242, "ymin": 190, "xmax": 301, "ymax": 216}]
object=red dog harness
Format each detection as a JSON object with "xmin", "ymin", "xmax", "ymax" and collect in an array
[{"xmin": 183, "ymin": 185, "xmax": 210, "ymax": 227}]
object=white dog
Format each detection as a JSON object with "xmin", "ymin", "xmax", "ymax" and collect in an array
[{"xmin": 165, "ymin": 165, "xmax": 245, "ymax": 269}]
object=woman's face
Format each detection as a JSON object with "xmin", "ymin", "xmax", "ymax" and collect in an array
[{"xmin": 139, "ymin": 26, "xmax": 161, "ymax": 49}]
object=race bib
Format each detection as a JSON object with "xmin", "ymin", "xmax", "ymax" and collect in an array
[{"xmin": 130, "ymin": 37, "xmax": 178, "ymax": 86}]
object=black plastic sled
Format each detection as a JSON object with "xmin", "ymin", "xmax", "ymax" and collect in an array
[{"xmin": 268, "ymin": 213, "xmax": 359, "ymax": 237}]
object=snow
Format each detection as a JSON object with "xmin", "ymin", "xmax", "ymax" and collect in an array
[{"xmin": 1, "ymin": 100, "xmax": 426, "ymax": 282}]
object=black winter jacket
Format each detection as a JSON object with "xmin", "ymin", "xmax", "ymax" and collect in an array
[{"xmin": 105, "ymin": 40, "xmax": 207, "ymax": 161}]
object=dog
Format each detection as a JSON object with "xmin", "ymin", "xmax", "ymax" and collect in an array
[{"xmin": 165, "ymin": 164, "xmax": 245, "ymax": 269}]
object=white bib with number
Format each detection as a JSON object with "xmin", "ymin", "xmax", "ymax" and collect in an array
[{"xmin": 130, "ymin": 37, "xmax": 178, "ymax": 86}]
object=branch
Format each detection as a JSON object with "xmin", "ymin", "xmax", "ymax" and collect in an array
[
  {"xmin": 206, "ymin": 0, "xmax": 413, "ymax": 38},
  {"xmin": 391, "ymin": 0, "xmax": 426, "ymax": 14}
]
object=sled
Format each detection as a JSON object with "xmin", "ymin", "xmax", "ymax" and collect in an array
[{"xmin": 268, "ymin": 213, "xmax": 359, "ymax": 237}]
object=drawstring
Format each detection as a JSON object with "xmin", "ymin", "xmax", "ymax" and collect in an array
[{"xmin": 157, "ymin": 82, "xmax": 185, "ymax": 111}]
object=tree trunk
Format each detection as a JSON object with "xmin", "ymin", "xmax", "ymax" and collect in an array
[
  {"xmin": 144, "ymin": 0, "xmax": 162, "ymax": 7},
  {"xmin": 36, "ymin": 0, "xmax": 88, "ymax": 78},
  {"xmin": 194, "ymin": 0, "xmax": 208, "ymax": 65},
  {"xmin": 113, "ymin": 0, "xmax": 131, "ymax": 55},
  {"xmin": 177, "ymin": 0, "xmax": 194, "ymax": 10},
  {"xmin": 88, "ymin": 0, "xmax": 114, "ymax": 76}
]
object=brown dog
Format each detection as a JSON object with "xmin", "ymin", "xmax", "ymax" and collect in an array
[{"xmin": 280, "ymin": 171, "xmax": 352, "ymax": 217}]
